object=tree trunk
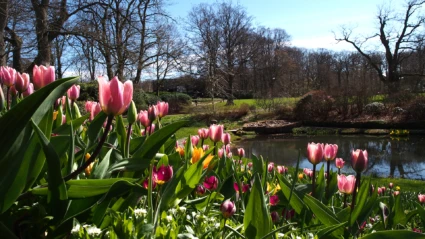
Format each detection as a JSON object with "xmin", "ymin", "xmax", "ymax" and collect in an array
[{"xmin": 0, "ymin": 0, "xmax": 8, "ymax": 66}]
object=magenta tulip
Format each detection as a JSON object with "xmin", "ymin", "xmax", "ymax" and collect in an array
[
  {"xmin": 324, "ymin": 144, "xmax": 338, "ymax": 161},
  {"xmin": 33, "ymin": 65, "xmax": 55, "ymax": 90},
  {"xmin": 203, "ymin": 175, "xmax": 218, "ymax": 190},
  {"xmin": 307, "ymin": 142, "xmax": 324, "ymax": 165},
  {"xmin": 270, "ymin": 195, "xmax": 279, "ymax": 206},
  {"xmin": 220, "ymin": 199, "xmax": 236, "ymax": 218},
  {"xmin": 98, "ymin": 76, "xmax": 133, "ymax": 116},
  {"xmin": 67, "ymin": 84, "xmax": 80, "ymax": 101},
  {"xmin": 351, "ymin": 149, "xmax": 368, "ymax": 173},
  {"xmin": 209, "ymin": 124, "xmax": 224, "ymax": 143},
  {"xmin": 196, "ymin": 184, "xmax": 206, "ymax": 196},
  {"xmin": 271, "ymin": 211, "xmax": 280, "ymax": 223},
  {"xmin": 153, "ymin": 165, "xmax": 173, "ymax": 185},
  {"xmin": 233, "ymin": 182, "xmax": 250, "ymax": 193},
  {"xmin": 156, "ymin": 101, "xmax": 168, "ymax": 118},
  {"xmin": 143, "ymin": 177, "xmax": 156, "ymax": 190},
  {"xmin": 237, "ymin": 148, "xmax": 245, "ymax": 158},
  {"xmin": 337, "ymin": 174, "xmax": 356, "ymax": 194},
  {"xmin": 198, "ymin": 128, "xmax": 209, "ymax": 139},
  {"xmin": 15, "ymin": 72, "xmax": 30, "ymax": 93}
]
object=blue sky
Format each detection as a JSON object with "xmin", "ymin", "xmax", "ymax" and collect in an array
[{"xmin": 167, "ymin": 0, "xmax": 407, "ymax": 51}]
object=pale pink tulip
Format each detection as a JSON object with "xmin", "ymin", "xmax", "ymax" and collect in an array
[
  {"xmin": 156, "ymin": 101, "xmax": 168, "ymax": 118},
  {"xmin": 138, "ymin": 110, "xmax": 150, "ymax": 128},
  {"xmin": 307, "ymin": 142, "xmax": 324, "ymax": 165},
  {"xmin": 15, "ymin": 72, "xmax": 30, "ymax": 93},
  {"xmin": 237, "ymin": 148, "xmax": 245, "ymax": 158},
  {"xmin": 337, "ymin": 174, "xmax": 356, "ymax": 194},
  {"xmin": 198, "ymin": 128, "xmax": 209, "ymax": 139},
  {"xmin": 418, "ymin": 194, "xmax": 425, "ymax": 204},
  {"xmin": 335, "ymin": 158, "xmax": 345, "ymax": 169},
  {"xmin": 209, "ymin": 124, "xmax": 224, "ymax": 143},
  {"xmin": 191, "ymin": 135, "xmax": 200, "ymax": 146},
  {"xmin": 33, "ymin": 65, "xmax": 55, "ymax": 90},
  {"xmin": 351, "ymin": 149, "xmax": 368, "ymax": 173},
  {"xmin": 22, "ymin": 83, "xmax": 34, "ymax": 97},
  {"xmin": 67, "ymin": 84, "xmax": 80, "ymax": 101},
  {"xmin": 98, "ymin": 76, "xmax": 133, "ymax": 116},
  {"xmin": 324, "ymin": 144, "xmax": 338, "ymax": 161},
  {"xmin": 90, "ymin": 102, "xmax": 102, "ymax": 121},
  {"xmin": 147, "ymin": 105, "xmax": 157, "ymax": 122},
  {"xmin": 222, "ymin": 132, "xmax": 231, "ymax": 145},
  {"xmin": 1, "ymin": 66, "xmax": 16, "ymax": 87}
]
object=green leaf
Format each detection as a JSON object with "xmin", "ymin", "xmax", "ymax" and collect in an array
[
  {"xmin": 360, "ymin": 230, "xmax": 425, "ymax": 239},
  {"xmin": 315, "ymin": 165, "xmax": 325, "ymax": 200},
  {"xmin": 92, "ymin": 149, "xmax": 112, "ymax": 179},
  {"xmin": 303, "ymin": 195, "xmax": 341, "ymax": 226},
  {"xmin": 350, "ymin": 179, "xmax": 371, "ymax": 226},
  {"xmin": 317, "ymin": 222, "xmax": 347, "ymax": 239},
  {"xmin": 244, "ymin": 174, "xmax": 272, "ymax": 239},
  {"xmin": 53, "ymin": 113, "xmax": 89, "ymax": 135},
  {"xmin": 129, "ymin": 136, "xmax": 146, "ymax": 155},
  {"xmin": 30, "ymin": 120, "xmax": 68, "ymax": 202},
  {"xmin": 392, "ymin": 194, "xmax": 406, "ymax": 226},
  {"xmin": 0, "ymin": 76, "xmax": 79, "ymax": 213},
  {"xmin": 107, "ymin": 157, "xmax": 152, "ymax": 173},
  {"xmin": 194, "ymin": 192, "xmax": 224, "ymax": 211},
  {"xmin": 87, "ymin": 111, "xmax": 108, "ymax": 146},
  {"xmin": 115, "ymin": 115, "xmax": 126, "ymax": 156},
  {"xmin": 0, "ymin": 222, "xmax": 18, "ymax": 239},
  {"xmin": 133, "ymin": 120, "xmax": 189, "ymax": 159},
  {"xmin": 277, "ymin": 174, "xmax": 306, "ymax": 214}
]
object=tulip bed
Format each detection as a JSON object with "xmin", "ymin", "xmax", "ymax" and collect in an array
[{"xmin": 1, "ymin": 72, "xmax": 425, "ymax": 238}]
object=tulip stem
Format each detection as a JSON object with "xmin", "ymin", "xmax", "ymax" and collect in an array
[
  {"xmin": 125, "ymin": 123, "xmax": 132, "ymax": 158},
  {"xmin": 351, "ymin": 172, "xmax": 361, "ymax": 211},
  {"xmin": 343, "ymin": 193, "xmax": 347, "ymax": 208},
  {"xmin": 326, "ymin": 160, "xmax": 330, "ymax": 198},
  {"xmin": 312, "ymin": 164, "xmax": 316, "ymax": 197},
  {"xmin": 63, "ymin": 115, "xmax": 114, "ymax": 181},
  {"xmin": 6, "ymin": 86, "xmax": 9, "ymax": 110}
]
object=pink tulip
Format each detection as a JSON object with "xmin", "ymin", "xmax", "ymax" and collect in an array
[
  {"xmin": 324, "ymin": 144, "xmax": 338, "ymax": 161},
  {"xmin": 15, "ymin": 72, "xmax": 30, "ymax": 93},
  {"xmin": 218, "ymin": 148, "xmax": 225, "ymax": 158},
  {"xmin": 393, "ymin": 191, "xmax": 400, "ymax": 196},
  {"xmin": 198, "ymin": 128, "xmax": 209, "ymax": 139},
  {"xmin": 337, "ymin": 174, "xmax": 356, "ymax": 194},
  {"xmin": 220, "ymin": 199, "xmax": 236, "ymax": 218},
  {"xmin": 270, "ymin": 195, "xmax": 279, "ymax": 206},
  {"xmin": 156, "ymin": 101, "xmax": 168, "ymax": 118},
  {"xmin": 418, "ymin": 194, "xmax": 425, "ymax": 204},
  {"xmin": 389, "ymin": 183, "xmax": 393, "ymax": 189},
  {"xmin": 222, "ymin": 132, "xmax": 231, "ymax": 145},
  {"xmin": 33, "ymin": 65, "xmax": 55, "ymax": 90},
  {"xmin": 147, "ymin": 105, "xmax": 157, "ymax": 122},
  {"xmin": 203, "ymin": 175, "xmax": 218, "ymax": 190},
  {"xmin": 378, "ymin": 187, "xmax": 383, "ymax": 195},
  {"xmin": 307, "ymin": 142, "xmax": 324, "ymax": 165},
  {"xmin": 247, "ymin": 162, "xmax": 253, "ymax": 169},
  {"xmin": 209, "ymin": 124, "xmax": 224, "ymax": 143},
  {"xmin": 237, "ymin": 148, "xmax": 245, "ymax": 158},
  {"xmin": 227, "ymin": 152, "xmax": 233, "ymax": 158},
  {"xmin": 138, "ymin": 110, "xmax": 150, "ymax": 128},
  {"xmin": 142, "ymin": 124, "xmax": 155, "ymax": 136},
  {"xmin": 1, "ymin": 66, "xmax": 16, "ymax": 87},
  {"xmin": 9, "ymin": 85, "xmax": 18, "ymax": 97},
  {"xmin": 22, "ymin": 83, "xmax": 34, "ymax": 97},
  {"xmin": 191, "ymin": 135, "xmax": 200, "ymax": 146},
  {"xmin": 335, "ymin": 158, "xmax": 345, "ymax": 169},
  {"xmin": 153, "ymin": 165, "xmax": 173, "ymax": 185},
  {"xmin": 203, "ymin": 145, "xmax": 210, "ymax": 151},
  {"xmin": 277, "ymin": 165, "xmax": 287, "ymax": 174},
  {"xmin": 67, "ymin": 84, "xmax": 80, "ymax": 101},
  {"xmin": 85, "ymin": 101, "xmax": 94, "ymax": 112},
  {"xmin": 233, "ymin": 182, "xmax": 249, "ymax": 193},
  {"xmin": 268, "ymin": 162, "xmax": 275, "ymax": 172},
  {"xmin": 143, "ymin": 177, "xmax": 156, "ymax": 190},
  {"xmin": 98, "ymin": 76, "xmax": 133, "ymax": 116},
  {"xmin": 90, "ymin": 102, "xmax": 102, "ymax": 121},
  {"xmin": 351, "ymin": 149, "xmax": 368, "ymax": 173}
]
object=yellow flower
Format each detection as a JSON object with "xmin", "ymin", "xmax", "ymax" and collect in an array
[
  {"xmin": 203, "ymin": 155, "xmax": 214, "ymax": 170},
  {"xmin": 53, "ymin": 110, "xmax": 58, "ymax": 120},
  {"xmin": 395, "ymin": 186, "xmax": 400, "ymax": 191},
  {"xmin": 85, "ymin": 153, "xmax": 94, "ymax": 176},
  {"xmin": 176, "ymin": 146, "xmax": 185, "ymax": 157},
  {"xmin": 191, "ymin": 147, "xmax": 204, "ymax": 164},
  {"xmin": 298, "ymin": 173, "xmax": 304, "ymax": 180}
]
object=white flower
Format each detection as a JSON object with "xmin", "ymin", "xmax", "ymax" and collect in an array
[
  {"xmin": 86, "ymin": 226, "xmax": 102, "ymax": 236},
  {"xmin": 186, "ymin": 215, "xmax": 192, "ymax": 220},
  {"xmin": 169, "ymin": 208, "xmax": 177, "ymax": 215},
  {"xmin": 277, "ymin": 233, "xmax": 284, "ymax": 238},
  {"xmin": 134, "ymin": 208, "xmax": 147, "ymax": 217},
  {"xmin": 178, "ymin": 206, "xmax": 187, "ymax": 213},
  {"xmin": 166, "ymin": 215, "xmax": 173, "ymax": 222},
  {"xmin": 214, "ymin": 223, "xmax": 220, "ymax": 229},
  {"xmin": 71, "ymin": 224, "xmax": 80, "ymax": 234}
]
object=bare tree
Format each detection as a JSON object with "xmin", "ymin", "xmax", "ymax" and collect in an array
[{"xmin": 336, "ymin": 0, "xmax": 425, "ymax": 93}]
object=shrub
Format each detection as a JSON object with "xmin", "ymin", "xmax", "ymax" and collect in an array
[
  {"xmin": 294, "ymin": 91, "xmax": 333, "ymax": 121},
  {"xmin": 384, "ymin": 90, "xmax": 415, "ymax": 106},
  {"xmin": 160, "ymin": 92, "xmax": 192, "ymax": 114},
  {"xmin": 405, "ymin": 97, "xmax": 425, "ymax": 120},
  {"xmin": 79, "ymin": 81, "xmax": 98, "ymax": 101},
  {"xmin": 364, "ymin": 102, "xmax": 386, "ymax": 116}
]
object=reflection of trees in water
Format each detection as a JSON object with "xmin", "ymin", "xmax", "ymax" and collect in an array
[{"xmin": 237, "ymin": 135, "xmax": 425, "ymax": 180}]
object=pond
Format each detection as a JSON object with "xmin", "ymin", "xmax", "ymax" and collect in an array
[{"xmin": 235, "ymin": 134, "xmax": 425, "ymax": 180}]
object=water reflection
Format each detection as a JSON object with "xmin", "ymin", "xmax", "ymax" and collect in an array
[{"xmin": 235, "ymin": 134, "xmax": 425, "ymax": 180}]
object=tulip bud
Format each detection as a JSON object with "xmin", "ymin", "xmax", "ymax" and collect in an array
[
  {"xmin": 220, "ymin": 199, "xmax": 236, "ymax": 218},
  {"xmin": 237, "ymin": 148, "xmax": 245, "ymax": 158},
  {"xmin": 324, "ymin": 144, "xmax": 338, "ymax": 161},
  {"xmin": 138, "ymin": 110, "xmax": 150, "ymax": 128},
  {"xmin": 198, "ymin": 128, "xmax": 209, "ymax": 139},
  {"xmin": 196, "ymin": 184, "xmax": 206, "ymax": 196},
  {"xmin": 191, "ymin": 135, "xmax": 200, "ymax": 147},
  {"xmin": 153, "ymin": 165, "xmax": 173, "ymax": 185},
  {"xmin": 90, "ymin": 102, "xmax": 102, "ymax": 121},
  {"xmin": 209, "ymin": 124, "xmax": 223, "ymax": 143},
  {"xmin": 23, "ymin": 83, "xmax": 34, "ymax": 97},
  {"xmin": 218, "ymin": 148, "xmax": 225, "ymax": 159},
  {"xmin": 202, "ymin": 145, "xmax": 210, "ymax": 151},
  {"xmin": 33, "ymin": 65, "xmax": 55, "ymax": 90},
  {"xmin": 67, "ymin": 84, "xmax": 80, "ymax": 101},
  {"xmin": 98, "ymin": 76, "xmax": 133, "ymax": 116},
  {"xmin": 270, "ymin": 195, "xmax": 279, "ymax": 206},
  {"xmin": 2, "ymin": 66, "xmax": 16, "ymax": 87},
  {"xmin": 335, "ymin": 158, "xmax": 345, "ymax": 169},
  {"xmin": 127, "ymin": 101, "xmax": 137, "ymax": 124},
  {"xmin": 271, "ymin": 211, "xmax": 280, "ymax": 223},
  {"xmin": 203, "ymin": 175, "xmax": 218, "ymax": 190},
  {"xmin": 277, "ymin": 165, "xmax": 287, "ymax": 174},
  {"xmin": 148, "ymin": 105, "xmax": 157, "ymax": 122},
  {"xmin": 351, "ymin": 149, "xmax": 368, "ymax": 173},
  {"xmin": 156, "ymin": 101, "xmax": 168, "ymax": 118},
  {"xmin": 418, "ymin": 194, "xmax": 425, "ymax": 204},
  {"xmin": 15, "ymin": 72, "xmax": 30, "ymax": 93},
  {"xmin": 337, "ymin": 174, "xmax": 356, "ymax": 194},
  {"xmin": 307, "ymin": 142, "xmax": 324, "ymax": 165},
  {"xmin": 268, "ymin": 162, "xmax": 275, "ymax": 172},
  {"xmin": 389, "ymin": 182, "xmax": 393, "ymax": 189},
  {"xmin": 222, "ymin": 132, "xmax": 231, "ymax": 145}
]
